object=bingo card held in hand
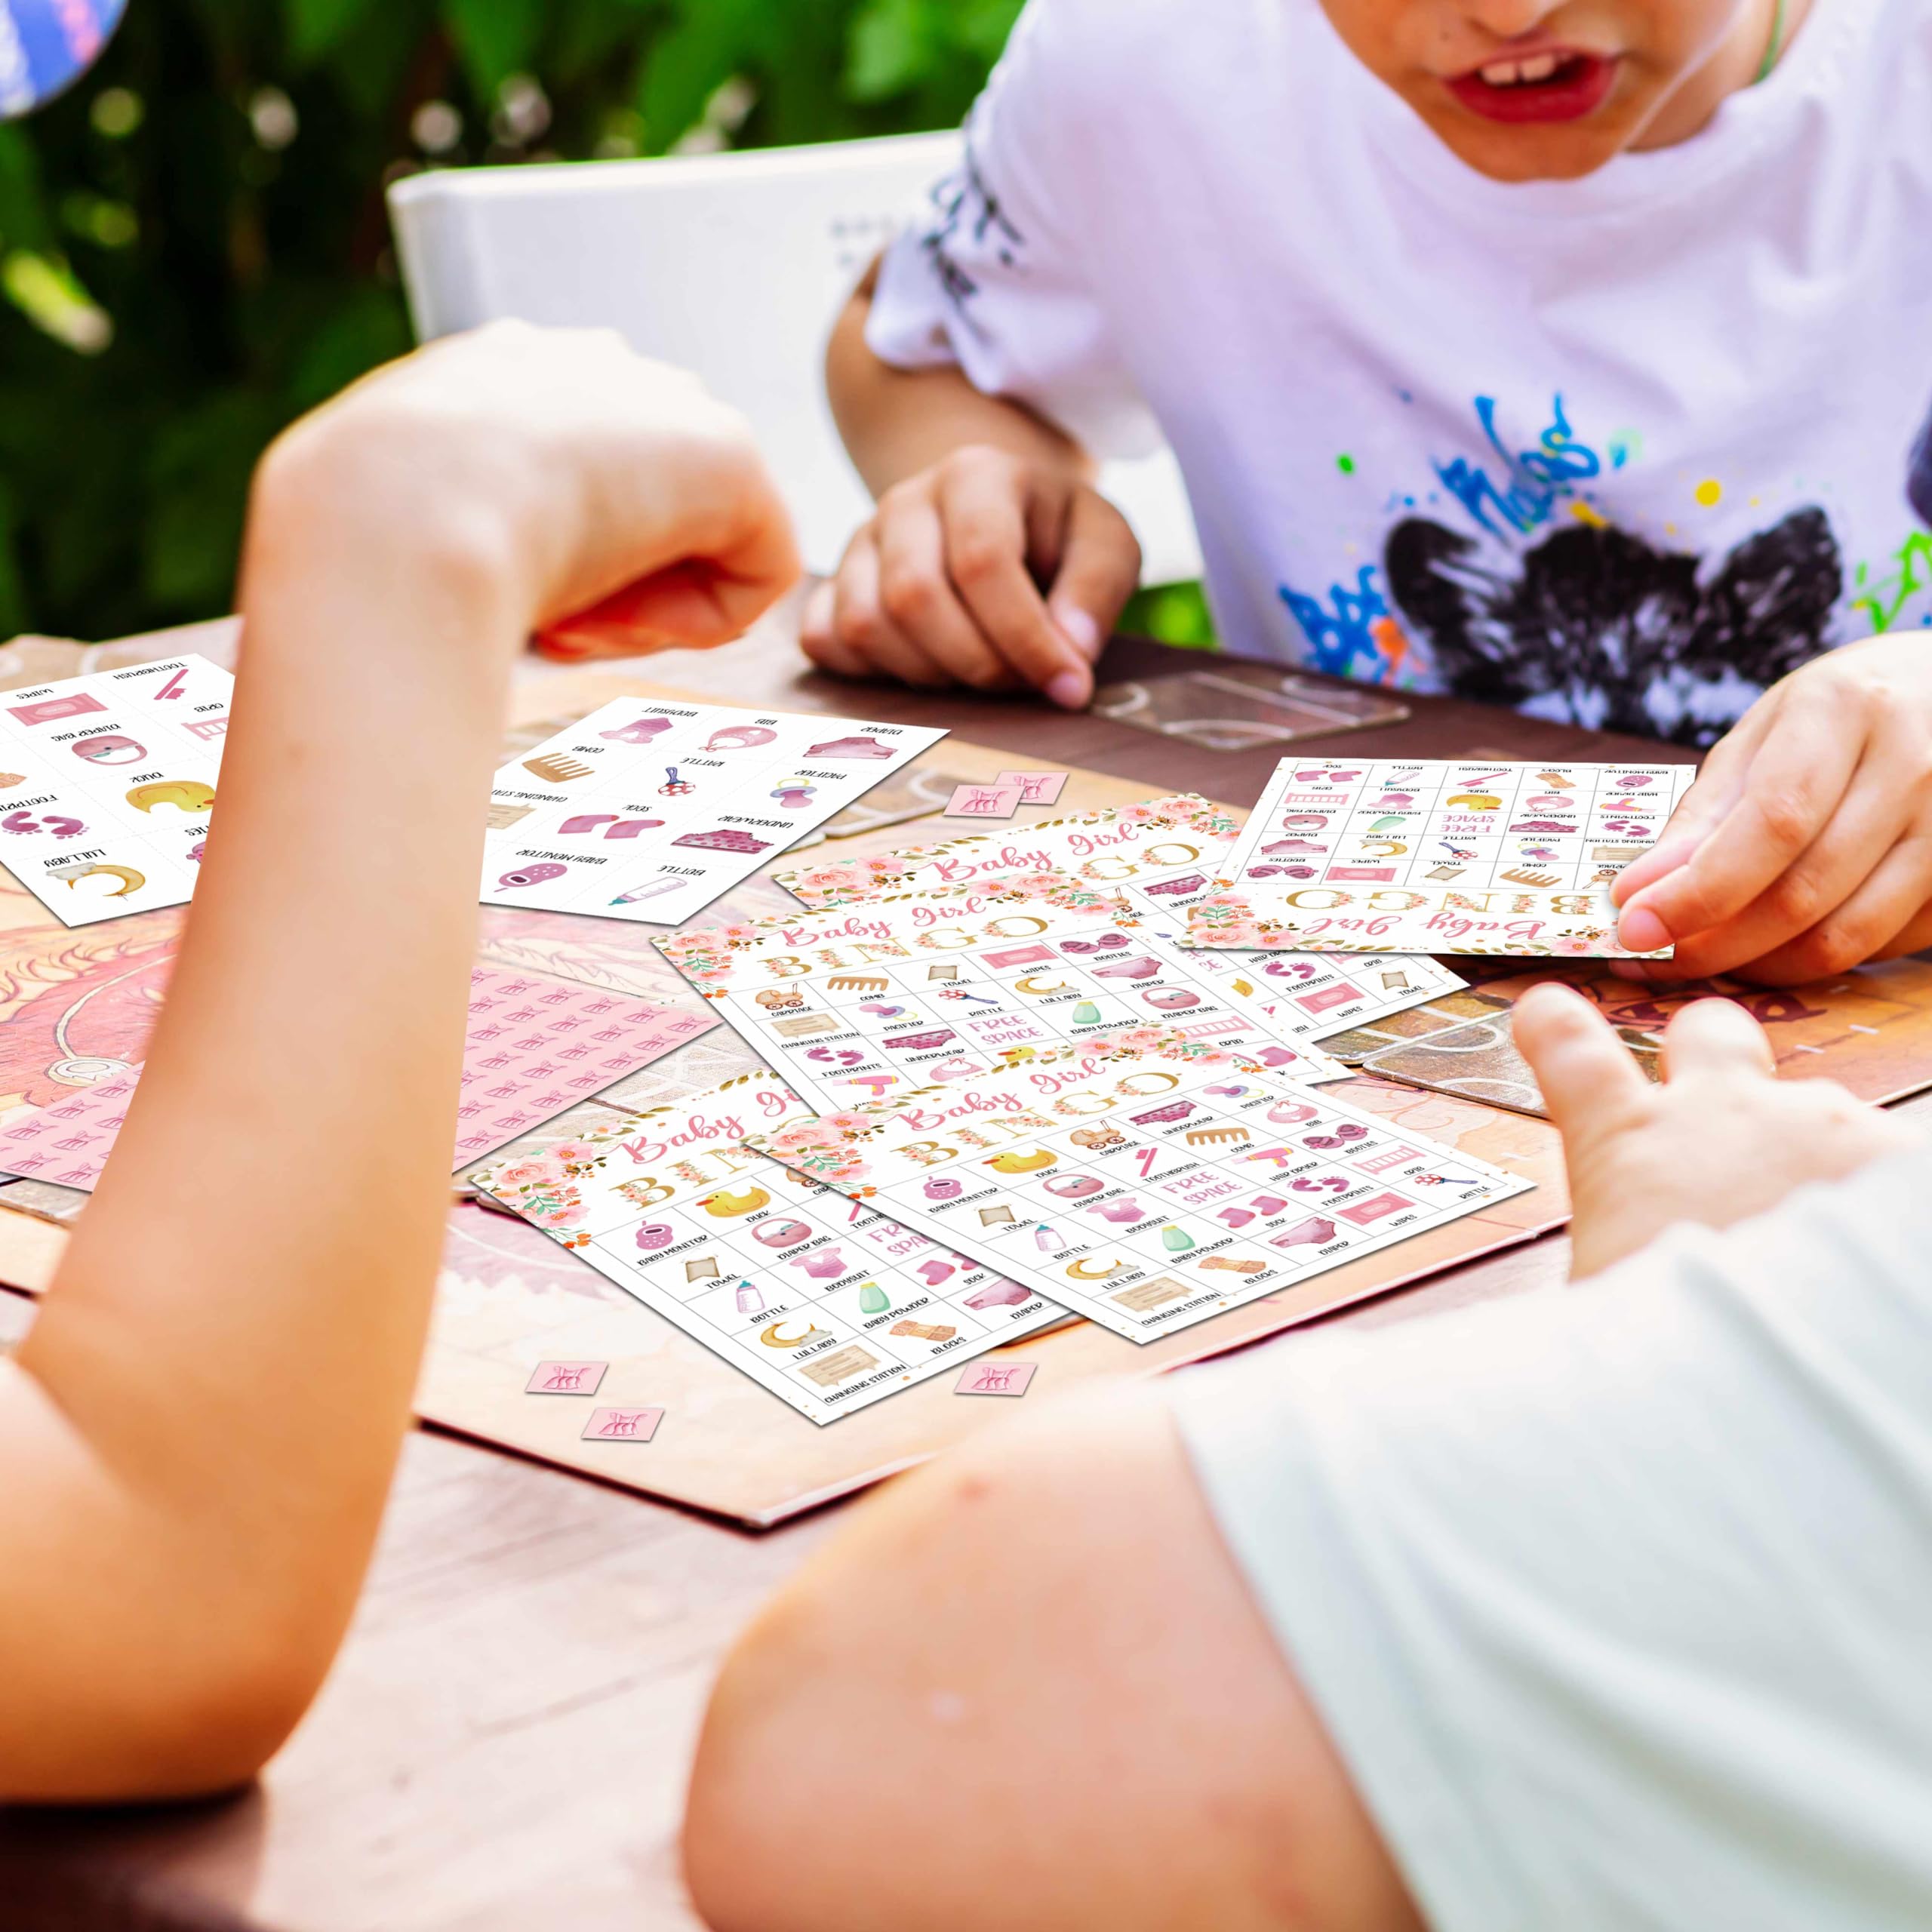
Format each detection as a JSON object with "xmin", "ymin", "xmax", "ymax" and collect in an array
[
  {"xmin": 750, "ymin": 1034, "xmax": 1533, "ymax": 1344},
  {"xmin": 1184, "ymin": 758, "xmax": 1698, "ymax": 959},
  {"xmin": 0, "ymin": 656, "xmax": 230, "ymax": 927},
  {"xmin": 481, "ymin": 700, "xmax": 946, "ymax": 925},
  {"xmin": 473, "ymin": 1071, "xmax": 1062, "ymax": 1423}
]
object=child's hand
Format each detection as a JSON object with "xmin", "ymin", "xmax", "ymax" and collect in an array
[
  {"xmin": 257, "ymin": 321, "xmax": 801, "ymax": 659},
  {"xmin": 800, "ymin": 446, "xmax": 1142, "ymax": 710},
  {"xmin": 1611, "ymin": 636, "xmax": 1932, "ymax": 983},
  {"xmin": 1513, "ymin": 983, "xmax": 1915, "ymax": 1279}
]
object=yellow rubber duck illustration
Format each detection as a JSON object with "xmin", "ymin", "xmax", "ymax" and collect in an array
[
  {"xmin": 699, "ymin": 1187, "xmax": 771, "ymax": 1219},
  {"xmin": 126, "ymin": 779, "xmax": 217, "ymax": 816},
  {"xmin": 984, "ymin": 1149, "xmax": 1057, "ymax": 1175}
]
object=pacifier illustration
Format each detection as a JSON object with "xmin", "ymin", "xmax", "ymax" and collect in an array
[{"xmin": 771, "ymin": 778, "xmax": 818, "ymax": 810}]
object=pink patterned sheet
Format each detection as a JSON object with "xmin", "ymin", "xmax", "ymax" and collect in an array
[{"xmin": 0, "ymin": 967, "xmax": 716, "ymax": 1189}]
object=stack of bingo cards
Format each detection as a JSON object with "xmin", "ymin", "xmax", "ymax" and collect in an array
[
  {"xmin": 655, "ymin": 873, "xmax": 1353, "ymax": 1113},
  {"xmin": 749, "ymin": 1032, "xmax": 1533, "ymax": 1343},
  {"xmin": 473, "ymin": 1072, "xmax": 1061, "ymax": 1423},
  {"xmin": 1181, "ymin": 758, "xmax": 1697, "ymax": 958}
]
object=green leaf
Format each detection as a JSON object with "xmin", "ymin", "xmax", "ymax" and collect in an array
[
  {"xmin": 845, "ymin": 0, "xmax": 934, "ymax": 102},
  {"xmin": 638, "ymin": 8, "xmax": 747, "ymax": 150},
  {"xmin": 283, "ymin": 0, "xmax": 386, "ymax": 63},
  {"xmin": 0, "ymin": 126, "xmax": 54, "ymax": 254},
  {"xmin": 444, "ymin": 0, "xmax": 546, "ymax": 100}
]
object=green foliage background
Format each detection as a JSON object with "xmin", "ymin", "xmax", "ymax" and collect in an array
[{"xmin": 0, "ymin": 0, "xmax": 1031, "ymax": 641}]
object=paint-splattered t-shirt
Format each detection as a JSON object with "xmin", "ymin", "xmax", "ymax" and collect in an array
[{"xmin": 866, "ymin": 0, "xmax": 1932, "ymax": 747}]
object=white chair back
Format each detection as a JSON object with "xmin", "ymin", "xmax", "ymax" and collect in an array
[{"xmin": 387, "ymin": 136, "xmax": 1201, "ymax": 583}]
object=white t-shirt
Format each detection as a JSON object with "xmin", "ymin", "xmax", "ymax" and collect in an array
[{"xmin": 868, "ymin": 0, "xmax": 1932, "ymax": 747}]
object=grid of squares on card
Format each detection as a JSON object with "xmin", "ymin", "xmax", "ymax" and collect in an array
[
  {"xmin": 481, "ymin": 699, "xmax": 947, "ymax": 926},
  {"xmin": 0, "ymin": 656, "xmax": 232, "ymax": 926},
  {"xmin": 473, "ymin": 1072, "xmax": 1063, "ymax": 1424},
  {"xmin": 655, "ymin": 872, "xmax": 1352, "ymax": 1115},
  {"xmin": 1188, "ymin": 758, "xmax": 1697, "ymax": 958},
  {"xmin": 0, "ymin": 970, "xmax": 715, "ymax": 1186},
  {"xmin": 749, "ymin": 1038, "xmax": 1534, "ymax": 1343},
  {"xmin": 774, "ymin": 792, "xmax": 1469, "ymax": 1041}
]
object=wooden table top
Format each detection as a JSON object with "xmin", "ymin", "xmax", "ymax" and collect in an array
[{"xmin": 0, "ymin": 620, "xmax": 1703, "ymax": 1932}]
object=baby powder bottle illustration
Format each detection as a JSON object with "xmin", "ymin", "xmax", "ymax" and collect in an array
[
  {"xmin": 1161, "ymin": 1226, "xmax": 1196, "ymax": 1254},
  {"xmin": 858, "ymin": 1281, "xmax": 891, "ymax": 1315}
]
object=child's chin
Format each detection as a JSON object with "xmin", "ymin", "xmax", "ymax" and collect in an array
[{"xmin": 1418, "ymin": 108, "xmax": 1635, "ymax": 183}]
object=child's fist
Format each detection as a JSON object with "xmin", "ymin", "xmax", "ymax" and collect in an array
[
  {"xmin": 801, "ymin": 445, "xmax": 1141, "ymax": 710},
  {"xmin": 252, "ymin": 321, "xmax": 801, "ymax": 658}
]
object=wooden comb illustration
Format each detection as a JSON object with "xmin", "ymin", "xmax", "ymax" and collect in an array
[{"xmin": 524, "ymin": 752, "xmax": 594, "ymax": 785}]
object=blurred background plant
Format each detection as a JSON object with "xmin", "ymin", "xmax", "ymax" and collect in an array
[{"xmin": 0, "ymin": 0, "xmax": 1211, "ymax": 647}]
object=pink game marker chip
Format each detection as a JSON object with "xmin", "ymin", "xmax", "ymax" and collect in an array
[
  {"xmin": 995, "ymin": 771, "xmax": 1069, "ymax": 806},
  {"xmin": 945, "ymin": 782, "xmax": 1025, "ymax": 821},
  {"xmin": 955, "ymin": 1360, "xmax": 1038, "ymax": 1398},
  {"xmin": 583, "ymin": 1406, "xmax": 664, "ymax": 1442},
  {"xmin": 525, "ymin": 1360, "xmax": 608, "ymax": 1396}
]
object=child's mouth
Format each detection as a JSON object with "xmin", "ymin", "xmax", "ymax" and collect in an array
[{"xmin": 1445, "ymin": 51, "xmax": 1618, "ymax": 125}]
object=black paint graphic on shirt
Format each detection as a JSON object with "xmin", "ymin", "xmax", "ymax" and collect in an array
[
  {"xmin": 1383, "ymin": 511, "xmax": 1844, "ymax": 749},
  {"xmin": 920, "ymin": 146, "xmax": 1026, "ymax": 328},
  {"xmin": 1910, "ymin": 399, "xmax": 1932, "ymax": 528}
]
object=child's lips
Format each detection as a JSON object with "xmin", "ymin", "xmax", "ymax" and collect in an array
[{"xmin": 1444, "ymin": 51, "xmax": 1618, "ymax": 125}]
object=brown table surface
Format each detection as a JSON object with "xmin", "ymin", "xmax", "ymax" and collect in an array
[{"xmin": 0, "ymin": 620, "xmax": 1803, "ymax": 1932}]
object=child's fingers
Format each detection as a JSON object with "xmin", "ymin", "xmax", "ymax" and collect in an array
[
  {"xmin": 1732, "ymin": 829, "xmax": 1932, "ymax": 986},
  {"xmin": 1660, "ymin": 998, "xmax": 1777, "ymax": 1083},
  {"xmin": 1611, "ymin": 704, "xmax": 1773, "ymax": 910},
  {"xmin": 875, "ymin": 494, "xmax": 1014, "ymax": 691},
  {"xmin": 1645, "ymin": 745, "xmax": 1915, "ymax": 979},
  {"xmin": 934, "ymin": 458, "xmax": 1094, "ymax": 708},
  {"xmin": 828, "ymin": 528, "xmax": 956, "ymax": 690},
  {"xmin": 1045, "ymin": 490, "xmax": 1141, "ymax": 673},
  {"xmin": 800, "ymin": 580, "xmax": 868, "ymax": 680},
  {"xmin": 1615, "ymin": 693, "xmax": 1863, "ymax": 953},
  {"xmin": 1512, "ymin": 983, "xmax": 1652, "ymax": 1152}
]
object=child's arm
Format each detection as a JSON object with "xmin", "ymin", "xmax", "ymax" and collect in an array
[
  {"xmin": 1613, "ymin": 632, "xmax": 1932, "ymax": 983},
  {"xmin": 0, "ymin": 324, "xmax": 796, "ymax": 1802},
  {"xmin": 807, "ymin": 260, "xmax": 1142, "ymax": 711}
]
